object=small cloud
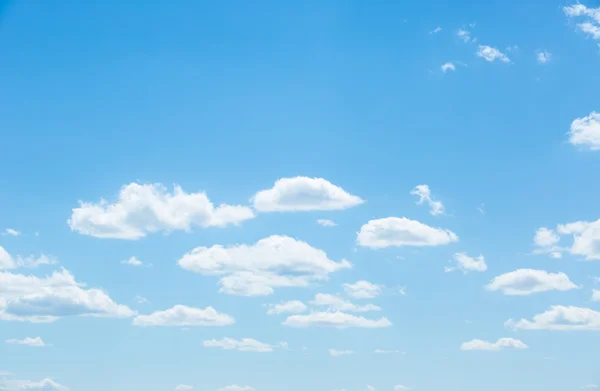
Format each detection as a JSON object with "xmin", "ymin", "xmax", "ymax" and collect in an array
[
  {"xmin": 3, "ymin": 229, "xmax": 20, "ymax": 237},
  {"xmin": 441, "ymin": 62, "xmax": 456, "ymax": 73},
  {"xmin": 329, "ymin": 349, "xmax": 354, "ymax": 357},
  {"xmin": 457, "ymin": 29, "xmax": 475, "ymax": 43},
  {"xmin": 121, "ymin": 256, "xmax": 145, "ymax": 267},
  {"xmin": 175, "ymin": 385, "xmax": 194, "ymax": 391},
  {"xmin": 506, "ymin": 45, "xmax": 519, "ymax": 52},
  {"xmin": 592, "ymin": 289, "xmax": 600, "ymax": 302},
  {"xmin": 477, "ymin": 203, "xmax": 485, "ymax": 214},
  {"xmin": 429, "ymin": 26, "xmax": 442, "ymax": 34},
  {"xmin": 411, "ymin": 184, "xmax": 444, "ymax": 215},
  {"xmin": 6, "ymin": 337, "xmax": 48, "ymax": 347},
  {"xmin": 445, "ymin": 252, "xmax": 487, "ymax": 273},
  {"xmin": 394, "ymin": 385, "xmax": 410, "ymax": 391},
  {"xmin": 135, "ymin": 295, "xmax": 149, "ymax": 304},
  {"xmin": 460, "ymin": 338, "xmax": 528, "ymax": 351},
  {"xmin": 374, "ymin": 349, "xmax": 405, "ymax": 354},
  {"xmin": 536, "ymin": 50, "xmax": 552, "ymax": 64},
  {"xmin": 317, "ymin": 219, "xmax": 337, "ymax": 227},
  {"xmin": 476, "ymin": 45, "xmax": 510, "ymax": 63},
  {"xmin": 582, "ymin": 385, "xmax": 599, "ymax": 389}
]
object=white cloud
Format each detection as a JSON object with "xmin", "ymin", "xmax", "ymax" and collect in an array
[
  {"xmin": 0, "ymin": 377, "xmax": 69, "ymax": 391},
  {"xmin": 132, "ymin": 305, "xmax": 234, "ymax": 327},
  {"xmin": 564, "ymin": 4, "xmax": 600, "ymax": 40},
  {"xmin": 506, "ymin": 305, "xmax": 600, "ymax": 331},
  {"xmin": 486, "ymin": 269, "xmax": 578, "ymax": 295},
  {"xmin": 121, "ymin": 256, "xmax": 144, "ymax": 267},
  {"xmin": 5, "ymin": 337, "xmax": 47, "ymax": 347},
  {"xmin": 476, "ymin": 45, "xmax": 510, "ymax": 62},
  {"xmin": 218, "ymin": 386, "xmax": 254, "ymax": 391},
  {"xmin": 534, "ymin": 227, "xmax": 560, "ymax": 247},
  {"xmin": 536, "ymin": 50, "xmax": 552, "ymax": 64},
  {"xmin": 204, "ymin": 337, "xmax": 281, "ymax": 352},
  {"xmin": 311, "ymin": 293, "xmax": 380, "ymax": 312},
  {"xmin": 329, "ymin": 349, "xmax": 354, "ymax": 357},
  {"xmin": 394, "ymin": 385, "xmax": 410, "ymax": 391},
  {"xmin": 457, "ymin": 29, "xmax": 475, "ymax": 43},
  {"xmin": 252, "ymin": 177, "xmax": 364, "ymax": 212},
  {"xmin": 357, "ymin": 217, "xmax": 458, "ymax": 249},
  {"xmin": 283, "ymin": 311, "xmax": 392, "ymax": 329},
  {"xmin": 343, "ymin": 281, "xmax": 383, "ymax": 299},
  {"xmin": 0, "ymin": 268, "xmax": 135, "ymax": 323},
  {"xmin": 135, "ymin": 295, "xmax": 149, "ymax": 304},
  {"xmin": 568, "ymin": 112, "xmax": 600, "ymax": 151},
  {"xmin": 374, "ymin": 349, "xmax": 404, "ymax": 354},
  {"xmin": 460, "ymin": 338, "xmax": 528, "ymax": 351},
  {"xmin": 429, "ymin": 26, "xmax": 442, "ymax": 34},
  {"xmin": 441, "ymin": 62, "xmax": 456, "ymax": 73},
  {"xmin": 592, "ymin": 289, "xmax": 600, "ymax": 301},
  {"xmin": 445, "ymin": 252, "xmax": 487, "ymax": 273},
  {"xmin": 317, "ymin": 219, "xmax": 337, "ymax": 227},
  {"xmin": 0, "ymin": 246, "xmax": 16, "ymax": 270},
  {"xmin": 411, "ymin": 185, "xmax": 444, "ymax": 215},
  {"xmin": 175, "ymin": 385, "xmax": 194, "ymax": 391},
  {"xmin": 178, "ymin": 235, "xmax": 351, "ymax": 296},
  {"xmin": 0, "ymin": 247, "xmax": 56, "ymax": 270},
  {"xmin": 4, "ymin": 229, "xmax": 20, "ymax": 237},
  {"xmin": 266, "ymin": 300, "xmax": 307, "ymax": 315},
  {"xmin": 68, "ymin": 182, "xmax": 255, "ymax": 239}
]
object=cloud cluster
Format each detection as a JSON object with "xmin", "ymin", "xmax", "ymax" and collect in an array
[
  {"xmin": 357, "ymin": 217, "xmax": 458, "ymax": 249},
  {"xmin": 534, "ymin": 219, "xmax": 600, "ymax": 260},
  {"xmin": 564, "ymin": 4, "xmax": 600, "ymax": 41}
]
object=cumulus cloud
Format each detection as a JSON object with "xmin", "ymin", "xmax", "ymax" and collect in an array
[
  {"xmin": 476, "ymin": 45, "xmax": 510, "ymax": 62},
  {"xmin": 204, "ymin": 337, "xmax": 284, "ymax": 353},
  {"xmin": 460, "ymin": 338, "xmax": 528, "ymax": 351},
  {"xmin": 445, "ymin": 252, "xmax": 487, "ymax": 273},
  {"xmin": 266, "ymin": 300, "xmax": 307, "ymax": 315},
  {"xmin": 486, "ymin": 269, "xmax": 578, "ymax": 295},
  {"xmin": 343, "ymin": 281, "xmax": 382, "ymax": 299},
  {"xmin": 0, "ymin": 376, "xmax": 69, "ymax": 391},
  {"xmin": 283, "ymin": 311, "xmax": 391, "ymax": 329},
  {"xmin": 506, "ymin": 305, "xmax": 600, "ymax": 331},
  {"xmin": 251, "ymin": 177, "xmax": 364, "ymax": 212},
  {"xmin": 178, "ymin": 235, "xmax": 351, "ymax": 296},
  {"xmin": 564, "ymin": 4, "xmax": 600, "ymax": 41},
  {"xmin": 218, "ymin": 386, "xmax": 254, "ymax": 391},
  {"xmin": 536, "ymin": 50, "xmax": 552, "ymax": 64},
  {"xmin": 411, "ymin": 185, "xmax": 444, "ymax": 215},
  {"xmin": 357, "ymin": 217, "xmax": 458, "ymax": 249},
  {"xmin": 0, "ymin": 268, "xmax": 134, "ymax": 323},
  {"xmin": 329, "ymin": 349, "xmax": 354, "ymax": 357},
  {"xmin": 535, "ymin": 219, "xmax": 600, "ymax": 260},
  {"xmin": 132, "ymin": 305, "xmax": 234, "ymax": 327},
  {"xmin": 121, "ymin": 256, "xmax": 144, "ymax": 267},
  {"xmin": 68, "ymin": 182, "xmax": 255, "ymax": 239},
  {"xmin": 317, "ymin": 219, "xmax": 337, "ymax": 227},
  {"xmin": 5, "ymin": 337, "xmax": 47, "ymax": 347},
  {"xmin": 568, "ymin": 112, "xmax": 600, "ymax": 151},
  {"xmin": 311, "ymin": 294, "xmax": 380, "ymax": 312}
]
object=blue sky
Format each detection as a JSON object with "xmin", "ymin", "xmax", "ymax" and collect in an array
[{"xmin": 1, "ymin": 0, "xmax": 600, "ymax": 390}]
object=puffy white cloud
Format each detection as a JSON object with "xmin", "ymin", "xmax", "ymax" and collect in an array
[
  {"xmin": 564, "ymin": 4, "xmax": 600, "ymax": 41},
  {"xmin": 121, "ymin": 256, "xmax": 144, "ymax": 267},
  {"xmin": 0, "ymin": 246, "xmax": 15, "ymax": 270},
  {"xmin": 311, "ymin": 294, "xmax": 380, "ymax": 312},
  {"xmin": 476, "ymin": 45, "xmax": 510, "ymax": 62},
  {"xmin": 0, "ymin": 268, "xmax": 135, "ymax": 323},
  {"xmin": 5, "ymin": 337, "xmax": 47, "ymax": 347},
  {"xmin": 460, "ymin": 338, "xmax": 528, "ymax": 351},
  {"xmin": 533, "ymin": 219, "xmax": 600, "ymax": 260},
  {"xmin": 3, "ymin": 229, "xmax": 20, "ymax": 237},
  {"xmin": 343, "ymin": 281, "xmax": 382, "ymax": 299},
  {"xmin": 68, "ymin": 183, "xmax": 255, "ymax": 239},
  {"xmin": 593, "ymin": 289, "xmax": 600, "ymax": 301},
  {"xmin": 251, "ymin": 177, "xmax": 364, "ymax": 212},
  {"xmin": 175, "ymin": 385, "xmax": 194, "ymax": 391},
  {"xmin": 506, "ymin": 305, "xmax": 600, "ymax": 331},
  {"xmin": 568, "ymin": 112, "xmax": 600, "ymax": 151},
  {"xmin": 441, "ymin": 62, "xmax": 455, "ymax": 73},
  {"xmin": 486, "ymin": 269, "xmax": 578, "ymax": 295},
  {"xmin": 457, "ymin": 29, "xmax": 475, "ymax": 43},
  {"xmin": 411, "ymin": 185, "xmax": 444, "ymax": 215},
  {"xmin": 445, "ymin": 252, "xmax": 487, "ymax": 273},
  {"xmin": 266, "ymin": 300, "xmax": 307, "ymax": 315},
  {"xmin": 534, "ymin": 227, "xmax": 560, "ymax": 247},
  {"xmin": 204, "ymin": 338, "xmax": 283, "ymax": 353},
  {"xmin": 317, "ymin": 219, "xmax": 337, "ymax": 227},
  {"xmin": 0, "ymin": 376, "xmax": 69, "ymax": 391},
  {"xmin": 133, "ymin": 305, "xmax": 234, "ymax": 327},
  {"xmin": 357, "ymin": 217, "xmax": 458, "ymax": 249},
  {"xmin": 218, "ymin": 386, "xmax": 254, "ymax": 391},
  {"xmin": 536, "ymin": 50, "xmax": 552, "ymax": 64},
  {"xmin": 283, "ymin": 311, "xmax": 392, "ymax": 329},
  {"xmin": 329, "ymin": 349, "xmax": 354, "ymax": 357},
  {"xmin": 178, "ymin": 235, "xmax": 351, "ymax": 296}
]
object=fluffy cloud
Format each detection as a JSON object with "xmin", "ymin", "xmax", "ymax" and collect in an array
[
  {"xmin": 5, "ymin": 337, "xmax": 47, "ymax": 347},
  {"xmin": 567, "ymin": 112, "xmax": 600, "ymax": 151},
  {"xmin": 68, "ymin": 183, "xmax": 255, "ymax": 239},
  {"xmin": 534, "ymin": 227, "xmax": 560, "ymax": 247},
  {"xmin": 317, "ymin": 219, "xmax": 337, "ymax": 227},
  {"xmin": 178, "ymin": 235, "xmax": 351, "ymax": 296},
  {"xmin": 460, "ymin": 338, "xmax": 528, "ymax": 351},
  {"xmin": 411, "ymin": 185, "xmax": 444, "ymax": 215},
  {"xmin": 132, "ymin": 305, "xmax": 234, "ymax": 327},
  {"xmin": 175, "ymin": 385, "xmax": 193, "ymax": 390},
  {"xmin": 0, "ymin": 376, "xmax": 69, "ymax": 391},
  {"xmin": 121, "ymin": 256, "xmax": 144, "ymax": 267},
  {"xmin": 218, "ymin": 386, "xmax": 254, "ymax": 391},
  {"xmin": 0, "ymin": 268, "xmax": 135, "ymax": 323},
  {"xmin": 311, "ymin": 294, "xmax": 380, "ymax": 312},
  {"xmin": 0, "ymin": 246, "xmax": 15, "ymax": 270},
  {"xmin": 441, "ymin": 62, "xmax": 455, "ymax": 73},
  {"xmin": 357, "ymin": 217, "xmax": 458, "ymax": 249},
  {"xmin": 283, "ymin": 311, "xmax": 391, "ymax": 329},
  {"xmin": 506, "ymin": 305, "xmax": 600, "ymax": 331},
  {"xmin": 476, "ymin": 45, "xmax": 510, "ymax": 62},
  {"xmin": 266, "ymin": 300, "xmax": 307, "ymax": 315},
  {"xmin": 564, "ymin": 4, "xmax": 600, "ymax": 41},
  {"xmin": 533, "ymin": 219, "xmax": 600, "ymax": 260},
  {"xmin": 536, "ymin": 50, "xmax": 552, "ymax": 64},
  {"xmin": 486, "ymin": 269, "xmax": 578, "ymax": 295},
  {"xmin": 343, "ymin": 281, "xmax": 382, "ymax": 299},
  {"xmin": 329, "ymin": 349, "xmax": 354, "ymax": 357},
  {"xmin": 445, "ymin": 252, "xmax": 487, "ymax": 273},
  {"xmin": 204, "ymin": 338, "xmax": 284, "ymax": 353},
  {"xmin": 251, "ymin": 177, "xmax": 364, "ymax": 212},
  {"xmin": 0, "ymin": 247, "xmax": 56, "ymax": 270}
]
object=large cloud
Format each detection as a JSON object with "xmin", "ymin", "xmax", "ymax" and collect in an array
[
  {"xmin": 178, "ymin": 235, "xmax": 351, "ymax": 296},
  {"xmin": 564, "ymin": 4, "xmax": 600, "ymax": 42},
  {"xmin": 567, "ymin": 112, "xmax": 600, "ymax": 150},
  {"xmin": 357, "ymin": 217, "xmax": 458, "ymax": 249},
  {"xmin": 506, "ymin": 305, "xmax": 600, "ymax": 331},
  {"xmin": 0, "ymin": 269, "xmax": 135, "ymax": 323},
  {"xmin": 486, "ymin": 269, "xmax": 578, "ymax": 295},
  {"xmin": 282, "ymin": 311, "xmax": 391, "ymax": 329},
  {"xmin": 251, "ymin": 177, "xmax": 364, "ymax": 212},
  {"xmin": 533, "ymin": 219, "xmax": 600, "ymax": 260},
  {"xmin": 133, "ymin": 305, "xmax": 234, "ymax": 327},
  {"xmin": 460, "ymin": 338, "xmax": 528, "ymax": 351},
  {"xmin": 68, "ymin": 183, "xmax": 255, "ymax": 239}
]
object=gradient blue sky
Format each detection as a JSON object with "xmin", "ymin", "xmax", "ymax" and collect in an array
[{"xmin": 1, "ymin": 1, "xmax": 600, "ymax": 391}]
